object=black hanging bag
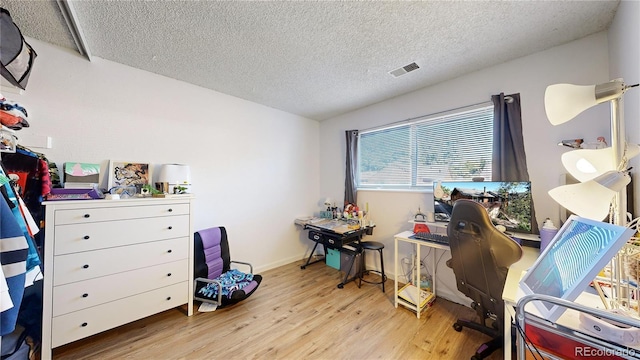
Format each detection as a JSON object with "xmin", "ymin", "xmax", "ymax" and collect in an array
[{"xmin": 0, "ymin": 8, "xmax": 37, "ymax": 90}]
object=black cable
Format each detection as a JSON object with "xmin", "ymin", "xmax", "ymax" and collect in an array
[{"xmin": 514, "ymin": 319, "xmax": 545, "ymax": 360}]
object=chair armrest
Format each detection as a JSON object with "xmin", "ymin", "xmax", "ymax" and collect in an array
[
  {"xmin": 194, "ymin": 277, "xmax": 222, "ymax": 305},
  {"xmin": 230, "ymin": 260, "xmax": 254, "ymax": 273}
]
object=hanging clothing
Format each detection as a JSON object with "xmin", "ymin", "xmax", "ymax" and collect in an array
[
  {"xmin": 0, "ymin": 188, "xmax": 28, "ymax": 336},
  {"xmin": 1, "ymin": 146, "xmax": 51, "ymax": 214},
  {"xmin": 0, "ymin": 171, "xmax": 40, "ymax": 271},
  {"xmin": 0, "ymin": 266, "xmax": 12, "ymax": 312},
  {"xmin": 2, "ymin": 146, "xmax": 51, "ymax": 249}
]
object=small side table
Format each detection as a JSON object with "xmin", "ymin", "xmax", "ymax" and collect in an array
[{"xmin": 394, "ymin": 230, "xmax": 450, "ymax": 318}]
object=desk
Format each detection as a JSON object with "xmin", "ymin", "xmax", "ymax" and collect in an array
[
  {"xmin": 299, "ymin": 220, "xmax": 373, "ymax": 288},
  {"xmin": 501, "ymin": 246, "xmax": 540, "ymax": 360},
  {"xmin": 394, "ymin": 230, "xmax": 450, "ymax": 318},
  {"xmin": 396, "ymin": 225, "xmax": 539, "ymax": 354}
]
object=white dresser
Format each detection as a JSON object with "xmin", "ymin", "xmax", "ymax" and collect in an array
[{"xmin": 41, "ymin": 197, "xmax": 195, "ymax": 359}]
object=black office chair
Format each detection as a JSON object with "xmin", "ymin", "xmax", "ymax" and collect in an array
[{"xmin": 446, "ymin": 199, "xmax": 523, "ymax": 360}]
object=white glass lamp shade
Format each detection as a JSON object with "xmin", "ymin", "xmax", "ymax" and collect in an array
[
  {"xmin": 544, "ymin": 80, "xmax": 626, "ymax": 125},
  {"xmin": 561, "ymin": 144, "xmax": 640, "ymax": 182},
  {"xmin": 548, "ymin": 170, "xmax": 630, "ymax": 221},
  {"xmin": 545, "ymin": 84, "xmax": 598, "ymax": 125},
  {"xmin": 158, "ymin": 164, "xmax": 191, "ymax": 185}
]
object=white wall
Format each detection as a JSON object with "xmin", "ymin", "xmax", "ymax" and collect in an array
[
  {"xmin": 609, "ymin": 0, "xmax": 640, "ymax": 216},
  {"xmin": 5, "ymin": 39, "xmax": 321, "ymax": 272},
  {"xmin": 320, "ymin": 32, "xmax": 613, "ymax": 304}
]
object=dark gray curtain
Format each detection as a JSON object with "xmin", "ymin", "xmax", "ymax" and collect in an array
[
  {"xmin": 344, "ymin": 130, "xmax": 358, "ymax": 206},
  {"xmin": 492, "ymin": 93, "xmax": 539, "ymax": 234}
]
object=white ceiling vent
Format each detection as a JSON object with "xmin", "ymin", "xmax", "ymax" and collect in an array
[{"xmin": 389, "ymin": 62, "xmax": 420, "ymax": 78}]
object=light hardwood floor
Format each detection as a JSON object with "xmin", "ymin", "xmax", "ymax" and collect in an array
[{"xmin": 52, "ymin": 260, "xmax": 505, "ymax": 359}]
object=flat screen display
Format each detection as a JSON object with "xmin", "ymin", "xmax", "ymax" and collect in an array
[
  {"xmin": 519, "ymin": 215, "xmax": 635, "ymax": 322},
  {"xmin": 434, "ymin": 181, "xmax": 533, "ymax": 233}
]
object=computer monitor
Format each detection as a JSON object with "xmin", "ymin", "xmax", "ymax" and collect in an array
[
  {"xmin": 433, "ymin": 181, "xmax": 533, "ymax": 233},
  {"xmin": 519, "ymin": 215, "xmax": 635, "ymax": 323}
]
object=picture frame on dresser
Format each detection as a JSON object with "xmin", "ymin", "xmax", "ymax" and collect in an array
[{"xmin": 108, "ymin": 160, "xmax": 152, "ymax": 190}]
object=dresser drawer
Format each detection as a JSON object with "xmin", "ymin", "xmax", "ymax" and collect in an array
[
  {"xmin": 53, "ymin": 203, "xmax": 190, "ymax": 225},
  {"xmin": 53, "ymin": 238, "xmax": 188, "ymax": 286},
  {"xmin": 54, "ymin": 215, "xmax": 190, "ymax": 255},
  {"xmin": 52, "ymin": 259, "xmax": 188, "ymax": 316},
  {"xmin": 51, "ymin": 282, "xmax": 188, "ymax": 348}
]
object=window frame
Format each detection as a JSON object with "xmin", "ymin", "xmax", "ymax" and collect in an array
[{"xmin": 356, "ymin": 104, "xmax": 494, "ymax": 191}]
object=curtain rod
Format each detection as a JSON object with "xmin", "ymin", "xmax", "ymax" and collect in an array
[{"xmin": 359, "ymin": 96, "xmax": 512, "ymax": 133}]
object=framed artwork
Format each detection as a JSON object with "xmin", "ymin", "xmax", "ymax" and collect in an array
[{"xmin": 108, "ymin": 161, "xmax": 152, "ymax": 190}]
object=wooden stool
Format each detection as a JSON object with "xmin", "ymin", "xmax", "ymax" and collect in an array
[{"xmin": 358, "ymin": 241, "xmax": 387, "ymax": 292}]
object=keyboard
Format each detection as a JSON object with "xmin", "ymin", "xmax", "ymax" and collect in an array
[{"xmin": 412, "ymin": 232, "xmax": 450, "ymax": 245}]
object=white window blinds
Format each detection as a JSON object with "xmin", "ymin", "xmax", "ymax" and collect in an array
[{"xmin": 358, "ymin": 105, "xmax": 494, "ymax": 189}]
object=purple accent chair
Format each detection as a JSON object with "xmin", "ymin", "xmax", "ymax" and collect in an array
[{"xmin": 193, "ymin": 227, "xmax": 262, "ymax": 307}]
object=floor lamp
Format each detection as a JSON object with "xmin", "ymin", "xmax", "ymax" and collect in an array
[
  {"xmin": 545, "ymin": 79, "xmax": 639, "ymax": 225},
  {"xmin": 544, "ymin": 78, "xmax": 639, "ymax": 311}
]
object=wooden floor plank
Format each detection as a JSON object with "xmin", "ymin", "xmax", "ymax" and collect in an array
[{"xmin": 51, "ymin": 260, "xmax": 504, "ymax": 360}]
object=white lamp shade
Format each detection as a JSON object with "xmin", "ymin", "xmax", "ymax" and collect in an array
[
  {"xmin": 544, "ymin": 84, "xmax": 597, "ymax": 125},
  {"xmin": 548, "ymin": 170, "xmax": 630, "ymax": 221},
  {"xmin": 158, "ymin": 164, "xmax": 191, "ymax": 185},
  {"xmin": 561, "ymin": 144, "xmax": 640, "ymax": 182}
]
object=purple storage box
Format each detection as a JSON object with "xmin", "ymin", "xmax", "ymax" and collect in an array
[{"xmin": 46, "ymin": 188, "xmax": 104, "ymax": 201}]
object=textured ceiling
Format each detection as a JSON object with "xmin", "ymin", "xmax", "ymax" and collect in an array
[{"xmin": 0, "ymin": 0, "xmax": 620, "ymax": 120}]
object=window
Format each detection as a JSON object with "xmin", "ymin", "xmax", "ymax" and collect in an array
[{"xmin": 357, "ymin": 105, "xmax": 494, "ymax": 189}]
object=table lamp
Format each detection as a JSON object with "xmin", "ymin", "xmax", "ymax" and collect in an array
[{"xmin": 158, "ymin": 164, "xmax": 191, "ymax": 194}]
